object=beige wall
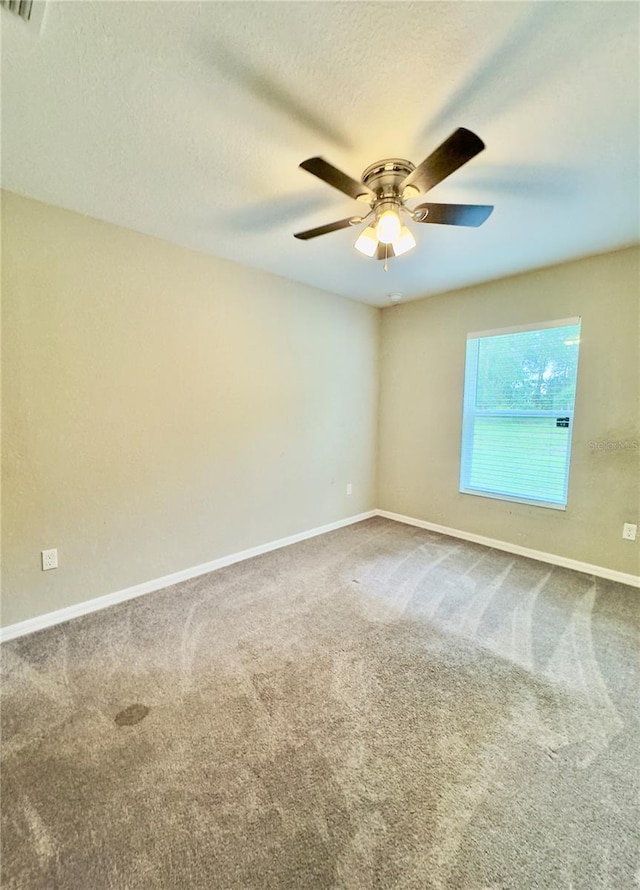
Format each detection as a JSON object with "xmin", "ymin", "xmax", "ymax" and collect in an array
[
  {"xmin": 1, "ymin": 192, "xmax": 379, "ymax": 626},
  {"xmin": 3, "ymin": 193, "xmax": 638, "ymax": 630},
  {"xmin": 378, "ymin": 246, "xmax": 640, "ymax": 577}
]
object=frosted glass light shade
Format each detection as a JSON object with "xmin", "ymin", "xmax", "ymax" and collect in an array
[
  {"xmin": 354, "ymin": 225, "xmax": 378, "ymax": 257},
  {"xmin": 376, "ymin": 209, "xmax": 401, "ymax": 244},
  {"xmin": 392, "ymin": 225, "xmax": 416, "ymax": 257}
]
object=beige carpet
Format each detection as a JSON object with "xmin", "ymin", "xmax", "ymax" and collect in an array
[{"xmin": 1, "ymin": 517, "xmax": 639, "ymax": 889}]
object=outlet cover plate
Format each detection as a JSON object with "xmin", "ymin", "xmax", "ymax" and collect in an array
[{"xmin": 41, "ymin": 548, "xmax": 58, "ymax": 570}]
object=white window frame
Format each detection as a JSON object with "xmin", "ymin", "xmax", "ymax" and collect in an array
[{"xmin": 460, "ymin": 317, "xmax": 581, "ymax": 511}]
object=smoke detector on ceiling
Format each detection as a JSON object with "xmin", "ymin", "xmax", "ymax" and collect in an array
[
  {"xmin": 389, "ymin": 293, "xmax": 403, "ymax": 304},
  {"xmin": 0, "ymin": 0, "xmax": 46, "ymax": 32}
]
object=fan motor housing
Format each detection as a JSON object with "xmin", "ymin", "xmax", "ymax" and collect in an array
[{"xmin": 361, "ymin": 158, "xmax": 416, "ymax": 199}]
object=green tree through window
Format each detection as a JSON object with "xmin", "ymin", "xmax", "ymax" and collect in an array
[
  {"xmin": 460, "ymin": 320, "xmax": 581, "ymax": 508},
  {"xmin": 475, "ymin": 326, "xmax": 580, "ymax": 412}
]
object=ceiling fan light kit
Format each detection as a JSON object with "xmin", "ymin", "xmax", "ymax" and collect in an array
[
  {"xmin": 294, "ymin": 128, "xmax": 494, "ymax": 267},
  {"xmin": 393, "ymin": 225, "xmax": 417, "ymax": 257},
  {"xmin": 375, "ymin": 202, "xmax": 402, "ymax": 244},
  {"xmin": 354, "ymin": 225, "xmax": 378, "ymax": 257}
]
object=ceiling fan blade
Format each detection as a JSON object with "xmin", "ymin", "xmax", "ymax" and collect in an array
[
  {"xmin": 299, "ymin": 157, "xmax": 374, "ymax": 202},
  {"xmin": 401, "ymin": 128, "xmax": 486, "ymax": 195},
  {"xmin": 294, "ymin": 217, "xmax": 359, "ymax": 240},
  {"xmin": 376, "ymin": 242, "xmax": 396, "ymax": 261},
  {"xmin": 412, "ymin": 202, "xmax": 494, "ymax": 227}
]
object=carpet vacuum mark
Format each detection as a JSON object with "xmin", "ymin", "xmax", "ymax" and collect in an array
[{"xmin": 1, "ymin": 518, "xmax": 639, "ymax": 889}]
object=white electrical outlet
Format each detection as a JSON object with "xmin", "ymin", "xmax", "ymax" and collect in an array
[
  {"xmin": 622, "ymin": 523, "xmax": 637, "ymax": 541},
  {"xmin": 346, "ymin": 483, "xmax": 353, "ymax": 495},
  {"xmin": 41, "ymin": 548, "xmax": 58, "ymax": 571}
]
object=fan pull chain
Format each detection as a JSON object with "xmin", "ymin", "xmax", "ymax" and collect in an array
[{"xmin": 384, "ymin": 242, "xmax": 389, "ymax": 272}]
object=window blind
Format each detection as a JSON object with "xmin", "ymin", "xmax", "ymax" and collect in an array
[{"xmin": 460, "ymin": 318, "xmax": 581, "ymax": 509}]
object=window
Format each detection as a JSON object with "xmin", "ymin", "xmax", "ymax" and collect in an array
[{"xmin": 460, "ymin": 318, "xmax": 581, "ymax": 509}]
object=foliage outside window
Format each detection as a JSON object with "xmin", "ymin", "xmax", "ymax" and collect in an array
[{"xmin": 460, "ymin": 318, "xmax": 581, "ymax": 509}]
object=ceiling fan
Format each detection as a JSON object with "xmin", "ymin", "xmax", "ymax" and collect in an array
[{"xmin": 294, "ymin": 128, "xmax": 493, "ymax": 268}]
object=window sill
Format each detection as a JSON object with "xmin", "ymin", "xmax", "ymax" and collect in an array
[{"xmin": 459, "ymin": 487, "xmax": 567, "ymax": 511}]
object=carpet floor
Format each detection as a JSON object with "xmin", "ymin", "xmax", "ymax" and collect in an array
[{"xmin": 1, "ymin": 517, "xmax": 639, "ymax": 889}]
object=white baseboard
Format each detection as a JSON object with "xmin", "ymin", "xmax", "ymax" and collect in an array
[
  {"xmin": 3, "ymin": 507, "xmax": 637, "ymax": 643},
  {"xmin": 0, "ymin": 511, "xmax": 377, "ymax": 643},
  {"xmin": 376, "ymin": 509, "xmax": 640, "ymax": 588}
]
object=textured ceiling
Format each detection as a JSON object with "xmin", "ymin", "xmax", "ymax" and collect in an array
[{"xmin": 2, "ymin": 1, "xmax": 638, "ymax": 306}]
